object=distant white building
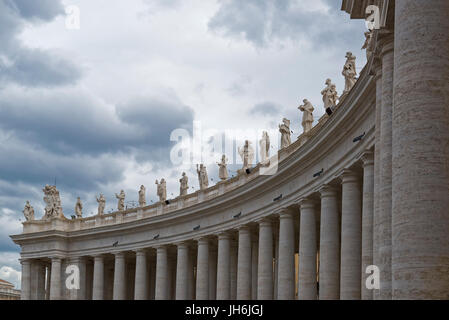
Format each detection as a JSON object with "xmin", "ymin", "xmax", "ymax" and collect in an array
[{"xmin": 0, "ymin": 279, "xmax": 20, "ymax": 300}]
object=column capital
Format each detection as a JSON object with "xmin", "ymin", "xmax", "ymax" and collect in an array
[
  {"xmin": 19, "ymin": 258, "xmax": 31, "ymax": 265},
  {"xmin": 217, "ymin": 231, "xmax": 232, "ymax": 240},
  {"xmin": 175, "ymin": 241, "xmax": 190, "ymax": 249},
  {"xmin": 256, "ymin": 216, "xmax": 274, "ymax": 226},
  {"xmin": 134, "ymin": 248, "xmax": 148, "ymax": 256},
  {"xmin": 360, "ymin": 150, "xmax": 374, "ymax": 167},
  {"xmin": 69, "ymin": 256, "xmax": 87, "ymax": 264},
  {"xmin": 196, "ymin": 237, "xmax": 210, "ymax": 245},
  {"xmin": 113, "ymin": 251, "xmax": 126, "ymax": 258},
  {"xmin": 49, "ymin": 256, "xmax": 63, "ymax": 263},
  {"xmin": 237, "ymin": 224, "xmax": 251, "ymax": 233},
  {"xmin": 299, "ymin": 198, "xmax": 316, "ymax": 210},
  {"xmin": 319, "ymin": 184, "xmax": 338, "ymax": 198},
  {"xmin": 339, "ymin": 168, "xmax": 360, "ymax": 184},
  {"xmin": 274, "ymin": 206, "xmax": 294, "ymax": 218}
]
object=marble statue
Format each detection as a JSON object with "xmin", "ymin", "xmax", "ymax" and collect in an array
[
  {"xmin": 217, "ymin": 155, "xmax": 229, "ymax": 181},
  {"xmin": 75, "ymin": 197, "xmax": 83, "ymax": 218},
  {"xmin": 180, "ymin": 172, "xmax": 188, "ymax": 196},
  {"xmin": 342, "ymin": 52, "xmax": 357, "ymax": 94},
  {"xmin": 321, "ymin": 78, "xmax": 339, "ymax": 113},
  {"xmin": 238, "ymin": 140, "xmax": 255, "ymax": 170},
  {"xmin": 115, "ymin": 190, "xmax": 125, "ymax": 211},
  {"xmin": 298, "ymin": 99, "xmax": 315, "ymax": 134},
  {"xmin": 279, "ymin": 118, "xmax": 291, "ymax": 149},
  {"xmin": 22, "ymin": 201, "xmax": 35, "ymax": 221},
  {"xmin": 259, "ymin": 131, "xmax": 270, "ymax": 166},
  {"xmin": 96, "ymin": 194, "xmax": 106, "ymax": 215},
  {"xmin": 155, "ymin": 179, "xmax": 167, "ymax": 202},
  {"xmin": 362, "ymin": 31, "xmax": 373, "ymax": 60},
  {"xmin": 139, "ymin": 185, "xmax": 146, "ymax": 207},
  {"xmin": 196, "ymin": 164, "xmax": 209, "ymax": 190},
  {"xmin": 42, "ymin": 185, "xmax": 64, "ymax": 220}
]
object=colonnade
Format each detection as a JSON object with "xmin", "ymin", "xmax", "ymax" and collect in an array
[{"xmin": 20, "ymin": 155, "xmax": 376, "ymax": 300}]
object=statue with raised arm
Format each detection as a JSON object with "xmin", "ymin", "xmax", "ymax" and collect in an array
[
  {"xmin": 115, "ymin": 190, "xmax": 125, "ymax": 211},
  {"xmin": 96, "ymin": 194, "xmax": 106, "ymax": 215},
  {"xmin": 180, "ymin": 172, "xmax": 188, "ymax": 196},
  {"xmin": 196, "ymin": 164, "xmax": 209, "ymax": 190},
  {"xmin": 238, "ymin": 140, "xmax": 255, "ymax": 170},
  {"xmin": 362, "ymin": 31, "xmax": 373, "ymax": 60},
  {"xmin": 217, "ymin": 155, "xmax": 229, "ymax": 181},
  {"xmin": 259, "ymin": 131, "xmax": 270, "ymax": 166},
  {"xmin": 75, "ymin": 197, "xmax": 83, "ymax": 218},
  {"xmin": 298, "ymin": 99, "xmax": 315, "ymax": 134},
  {"xmin": 23, "ymin": 201, "xmax": 35, "ymax": 221},
  {"xmin": 42, "ymin": 185, "xmax": 64, "ymax": 220},
  {"xmin": 279, "ymin": 118, "xmax": 291, "ymax": 149},
  {"xmin": 342, "ymin": 52, "xmax": 357, "ymax": 94},
  {"xmin": 155, "ymin": 179, "xmax": 167, "ymax": 202},
  {"xmin": 139, "ymin": 185, "xmax": 146, "ymax": 207}
]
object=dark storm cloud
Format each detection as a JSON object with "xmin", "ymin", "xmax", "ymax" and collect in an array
[
  {"xmin": 208, "ymin": 0, "xmax": 365, "ymax": 49},
  {"xmin": 249, "ymin": 102, "xmax": 283, "ymax": 116},
  {"xmin": 0, "ymin": 88, "xmax": 194, "ymax": 158},
  {"xmin": 0, "ymin": 0, "xmax": 82, "ymax": 87}
]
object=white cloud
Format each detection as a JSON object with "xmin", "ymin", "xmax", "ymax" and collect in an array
[{"xmin": 0, "ymin": 266, "xmax": 21, "ymax": 289}]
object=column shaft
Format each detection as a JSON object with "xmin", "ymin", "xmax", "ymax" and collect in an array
[
  {"xmin": 257, "ymin": 219, "xmax": 273, "ymax": 300},
  {"xmin": 134, "ymin": 250, "xmax": 148, "ymax": 300},
  {"xmin": 216, "ymin": 233, "xmax": 231, "ymax": 300},
  {"xmin": 196, "ymin": 238, "xmax": 209, "ymax": 300},
  {"xmin": 20, "ymin": 260, "xmax": 31, "ymax": 300},
  {"xmin": 113, "ymin": 253, "xmax": 126, "ymax": 300},
  {"xmin": 49, "ymin": 258, "xmax": 62, "ymax": 300},
  {"xmin": 392, "ymin": 0, "xmax": 449, "ymax": 299},
  {"xmin": 208, "ymin": 246, "xmax": 217, "ymax": 300},
  {"xmin": 277, "ymin": 212, "xmax": 295, "ymax": 300},
  {"xmin": 92, "ymin": 256, "xmax": 104, "ymax": 300},
  {"xmin": 298, "ymin": 200, "xmax": 317, "ymax": 300},
  {"xmin": 176, "ymin": 243, "xmax": 189, "ymax": 300},
  {"xmin": 155, "ymin": 246, "xmax": 168, "ymax": 300},
  {"xmin": 237, "ymin": 227, "xmax": 252, "ymax": 300},
  {"xmin": 251, "ymin": 238, "xmax": 258, "ymax": 300},
  {"xmin": 340, "ymin": 170, "xmax": 362, "ymax": 300}
]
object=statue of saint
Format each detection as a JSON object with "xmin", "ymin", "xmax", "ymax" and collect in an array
[
  {"xmin": 217, "ymin": 155, "xmax": 229, "ymax": 181},
  {"xmin": 298, "ymin": 99, "xmax": 315, "ymax": 134},
  {"xmin": 75, "ymin": 197, "xmax": 83, "ymax": 218},
  {"xmin": 155, "ymin": 179, "xmax": 167, "ymax": 202},
  {"xmin": 259, "ymin": 131, "xmax": 270, "ymax": 166},
  {"xmin": 196, "ymin": 164, "xmax": 209, "ymax": 190},
  {"xmin": 42, "ymin": 185, "xmax": 64, "ymax": 220},
  {"xmin": 279, "ymin": 118, "xmax": 291, "ymax": 149},
  {"xmin": 238, "ymin": 140, "xmax": 254, "ymax": 170},
  {"xmin": 362, "ymin": 31, "xmax": 373, "ymax": 60},
  {"xmin": 23, "ymin": 201, "xmax": 35, "ymax": 221},
  {"xmin": 96, "ymin": 194, "xmax": 106, "ymax": 215},
  {"xmin": 321, "ymin": 79, "xmax": 339, "ymax": 114},
  {"xmin": 115, "ymin": 190, "xmax": 125, "ymax": 211},
  {"xmin": 180, "ymin": 172, "xmax": 189, "ymax": 196},
  {"xmin": 342, "ymin": 52, "xmax": 357, "ymax": 94},
  {"xmin": 139, "ymin": 185, "xmax": 146, "ymax": 207}
]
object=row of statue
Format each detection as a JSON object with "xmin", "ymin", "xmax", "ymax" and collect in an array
[{"xmin": 23, "ymin": 33, "xmax": 368, "ymax": 222}]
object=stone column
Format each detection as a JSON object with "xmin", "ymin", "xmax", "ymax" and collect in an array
[
  {"xmin": 392, "ymin": 0, "xmax": 449, "ymax": 299},
  {"xmin": 273, "ymin": 228, "xmax": 279, "ymax": 299},
  {"xmin": 340, "ymin": 169, "xmax": 362, "ymax": 300},
  {"xmin": 49, "ymin": 257, "xmax": 62, "ymax": 300},
  {"xmin": 251, "ymin": 236, "xmax": 258, "ymax": 300},
  {"xmin": 372, "ymin": 58, "xmax": 382, "ymax": 301},
  {"xmin": 92, "ymin": 255, "xmax": 104, "ymax": 300},
  {"xmin": 134, "ymin": 249, "xmax": 148, "ymax": 300},
  {"xmin": 216, "ymin": 232, "xmax": 231, "ymax": 300},
  {"xmin": 113, "ymin": 252, "xmax": 126, "ymax": 300},
  {"xmin": 319, "ymin": 185, "xmax": 340, "ymax": 300},
  {"xmin": 69, "ymin": 257, "xmax": 87, "ymax": 300},
  {"xmin": 196, "ymin": 238, "xmax": 209, "ymax": 300},
  {"xmin": 45, "ymin": 264, "xmax": 51, "ymax": 300},
  {"xmin": 236, "ymin": 226, "xmax": 252, "ymax": 300},
  {"xmin": 155, "ymin": 246, "xmax": 168, "ymax": 300},
  {"xmin": 20, "ymin": 259, "xmax": 31, "ymax": 300},
  {"xmin": 208, "ymin": 245, "xmax": 217, "ymax": 300},
  {"xmin": 378, "ymin": 34, "xmax": 394, "ymax": 300},
  {"xmin": 361, "ymin": 151, "xmax": 374, "ymax": 300},
  {"xmin": 187, "ymin": 248, "xmax": 195, "ymax": 299},
  {"xmin": 277, "ymin": 210, "xmax": 295, "ymax": 300},
  {"xmin": 230, "ymin": 239, "xmax": 238, "ymax": 300},
  {"xmin": 298, "ymin": 199, "xmax": 317, "ymax": 300},
  {"xmin": 257, "ymin": 218, "xmax": 273, "ymax": 300},
  {"xmin": 176, "ymin": 242, "xmax": 189, "ymax": 300}
]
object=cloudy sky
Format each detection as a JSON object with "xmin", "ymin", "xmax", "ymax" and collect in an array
[{"xmin": 0, "ymin": 0, "xmax": 366, "ymax": 288}]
